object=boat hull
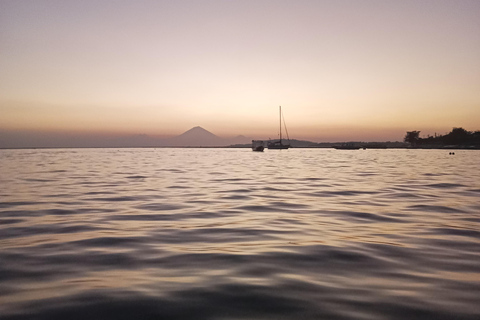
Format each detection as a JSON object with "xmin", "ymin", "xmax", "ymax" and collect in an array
[
  {"xmin": 334, "ymin": 143, "xmax": 359, "ymax": 150},
  {"xmin": 252, "ymin": 140, "xmax": 265, "ymax": 152},
  {"xmin": 267, "ymin": 142, "xmax": 290, "ymax": 149},
  {"xmin": 334, "ymin": 146, "xmax": 359, "ymax": 150}
]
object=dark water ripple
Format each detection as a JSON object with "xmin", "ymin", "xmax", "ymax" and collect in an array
[{"xmin": 1, "ymin": 148, "xmax": 479, "ymax": 319}]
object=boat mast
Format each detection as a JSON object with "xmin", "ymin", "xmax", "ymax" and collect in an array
[{"xmin": 279, "ymin": 106, "xmax": 282, "ymax": 143}]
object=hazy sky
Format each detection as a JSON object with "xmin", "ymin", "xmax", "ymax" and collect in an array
[{"xmin": 1, "ymin": 0, "xmax": 479, "ymax": 143}]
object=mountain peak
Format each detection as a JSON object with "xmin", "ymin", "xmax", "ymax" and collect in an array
[
  {"xmin": 164, "ymin": 126, "xmax": 222, "ymax": 146},
  {"xmin": 179, "ymin": 126, "xmax": 216, "ymax": 137},
  {"xmin": 160, "ymin": 126, "xmax": 251, "ymax": 147}
]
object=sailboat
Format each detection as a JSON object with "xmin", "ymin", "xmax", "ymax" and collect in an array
[{"xmin": 268, "ymin": 106, "xmax": 290, "ymax": 149}]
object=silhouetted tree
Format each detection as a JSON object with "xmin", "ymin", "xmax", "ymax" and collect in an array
[
  {"xmin": 473, "ymin": 131, "xmax": 480, "ymax": 144},
  {"xmin": 442, "ymin": 127, "xmax": 470, "ymax": 145},
  {"xmin": 404, "ymin": 128, "xmax": 480, "ymax": 147},
  {"xmin": 404, "ymin": 131, "xmax": 420, "ymax": 146}
]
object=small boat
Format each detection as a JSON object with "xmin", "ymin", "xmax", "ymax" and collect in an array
[
  {"xmin": 268, "ymin": 106, "xmax": 290, "ymax": 150},
  {"xmin": 252, "ymin": 140, "xmax": 264, "ymax": 152},
  {"xmin": 334, "ymin": 142, "xmax": 360, "ymax": 150}
]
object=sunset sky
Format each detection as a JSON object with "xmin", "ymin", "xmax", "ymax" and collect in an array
[{"xmin": 1, "ymin": 0, "xmax": 480, "ymax": 145}]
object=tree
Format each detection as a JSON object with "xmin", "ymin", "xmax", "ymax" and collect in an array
[
  {"xmin": 443, "ymin": 127, "xmax": 470, "ymax": 145},
  {"xmin": 404, "ymin": 131, "xmax": 420, "ymax": 146}
]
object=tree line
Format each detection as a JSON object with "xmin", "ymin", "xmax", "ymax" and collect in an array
[{"xmin": 404, "ymin": 127, "xmax": 480, "ymax": 147}]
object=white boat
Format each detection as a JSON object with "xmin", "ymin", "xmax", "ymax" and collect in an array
[
  {"xmin": 252, "ymin": 140, "xmax": 264, "ymax": 152},
  {"xmin": 268, "ymin": 106, "xmax": 290, "ymax": 150}
]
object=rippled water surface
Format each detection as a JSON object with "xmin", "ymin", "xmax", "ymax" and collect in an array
[{"xmin": 1, "ymin": 148, "xmax": 479, "ymax": 319}]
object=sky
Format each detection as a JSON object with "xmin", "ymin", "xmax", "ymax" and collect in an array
[{"xmin": 1, "ymin": 0, "xmax": 480, "ymax": 145}]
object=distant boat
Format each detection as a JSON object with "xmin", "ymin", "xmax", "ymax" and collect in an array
[
  {"xmin": 268, "ymin": 106, "xmax": 290, "ymax": 150},
  {"xmin": 334, "ymin": 142, "xmax": 360, "ymax": 150},
  {"xmin": 252, "ymin": 140, "xmax": 264, "ymax": 152},
  {"xmin": 364, "ymin": 143, "xmax": 387, "ymax": 149}
]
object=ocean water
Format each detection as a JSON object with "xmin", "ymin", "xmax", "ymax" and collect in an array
[{"xmin": 1, "ymin": 148, "xmax": 479, "ymax": 320}]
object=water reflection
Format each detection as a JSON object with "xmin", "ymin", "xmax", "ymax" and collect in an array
[{"xmin": 0, "ymin": 148, "xmax": 479, "ymax": 319}]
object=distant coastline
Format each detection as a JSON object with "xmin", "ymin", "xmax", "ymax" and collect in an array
[
  {"xmin": 403, "ymin": 127, "xmax": 480, "ymax": 150},
  {"xmin": 3, "ymin": 143, "xmax": 480, "ymax": 150},
  {"xmin": 1, "ymin": 126, "xmax": 479, "ymax": 150}
]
